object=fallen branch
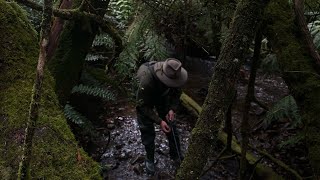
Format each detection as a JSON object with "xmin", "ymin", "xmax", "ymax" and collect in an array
[{"xmin": 249, "ymin": 145, "xmax": 303, "ymax": 180}]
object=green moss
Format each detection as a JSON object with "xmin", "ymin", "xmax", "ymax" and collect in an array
[
  {"xmin": 265, "ymin": 0, "xmax": 320, "ymax": 176},
  {"xmin": 0, "ymin": 1, "xmax": 101, "ymax": 179},
  {"xmin": 48, "ymin": 0, "xmax": 98, "ymax": 105}
]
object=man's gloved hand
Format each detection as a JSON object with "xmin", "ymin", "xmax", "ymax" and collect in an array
[
  {"xmin": 160, "ymin": 120, "xmax": 171, "ymax": 133},
  {"xmin": 166, "ymin": 110, "xmax": 175, "ymax": 121}
]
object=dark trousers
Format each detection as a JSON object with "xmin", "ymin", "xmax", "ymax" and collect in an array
[{"xmin": 136, "ymin": 106, "xmax": 181, "ymax": 162}]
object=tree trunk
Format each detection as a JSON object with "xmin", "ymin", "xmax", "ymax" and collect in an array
[
  {"xmin": 176, "ymin": 0, "xmax": 269, "ymax": 178},
  {"xmin": 48, "ymin": 0, "xmax": 110, "ymax": 105},
  {"xmin": 18, "ymin": 0, "xmax": 53, "ymax": 178},
  {"xmin": 265, "ymin": 0, "xmax": 320, "ymax": 177},
  {"xmin": 180, "ymin": 93, "xmax": 283, "ymax": 179},
  {"xmin": 0, "ymin": 1, "xmax": 101, "ymax": 179},
  {"xmin": 240, "ymin": 27, "xmax": 262, "ymax": 180}
]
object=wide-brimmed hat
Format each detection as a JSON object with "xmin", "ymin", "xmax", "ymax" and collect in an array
[{"xmin": 154, "ymin": 58, "xmax": 188, "ymax": 88}]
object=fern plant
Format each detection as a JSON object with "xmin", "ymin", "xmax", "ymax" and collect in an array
[
  {"xmin": 85, "ymin": 54, "xmax": 108, "ymax": 62},
  {"xmin": 92, "ymin": 34, "xmax": 114, "ymax": 47},
  {"xmin": 71, "ymin": 84, "xmax": 115, "ymax": 101},
  {"xmin": 115, "ymin": 11, "xmax": 170, "ymax": 78},
  {"xmin": 108, "ymin": 0, "xmax": 135, "ymax": 28},
  {"xmin": 64, "ymin": 104, "xmax": 95, "ymax": 135},
  {"xmin": 263, "ymin": 95, "xmax": 302, "ymax": 129}
]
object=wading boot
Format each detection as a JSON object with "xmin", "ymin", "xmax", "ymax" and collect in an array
[{"xmin": 145, "ymin": 159, "xmax": 155, "ymax": 175}]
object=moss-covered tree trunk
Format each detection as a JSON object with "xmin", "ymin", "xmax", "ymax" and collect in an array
[
  {"xmin": 48, "ymin": 0, "xmax": 110, "ymax": 105},
  {"xmin": 265, "ymin": 0, "xmax": 320, "ymax": 177},
  {"xmin": 176, "ymin": 0, "xmax": 269, "ymax": 179},
  {"xmin": 0, "ymin": 1, "xmax": 101, "ymax": 179},
  {"xmin": 18, "ymin": 0, "xmax": 53, "ymax": 178}
]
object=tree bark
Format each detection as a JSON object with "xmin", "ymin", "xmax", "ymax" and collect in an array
[
  {"xmin": 176, "ymin": 0, "xmax": 269, "ymax": 178},
  {"xmin": 47, "ymin": 0, "xmax": 111, "ymax": 105},
  {"xmin": 0, "ymin": 1, "xmax": 100, "ymax": 179},
  {"xmin": 240, "ymin": 27, "xmax": 262, "ymax": 180},
  {"xmin": 16, "ymin": 0, "xmax": 122, "ymax": 105},
  {"xmin": 180, "ymin": 93, "xmax": 283, "ymax": 179},
  {"xmin": 293, "ymin": 0, "xmax": 320, "ymax": 68},
  {"xmin": 265, "ymin": 0, "xmax": 320, "ymax": 177},
  {"xmin": 17, "ymin": 0, "xmax": 53, "ymax": 178}
]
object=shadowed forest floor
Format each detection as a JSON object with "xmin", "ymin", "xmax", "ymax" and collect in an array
[{"xmin": 93, "ymin": 62, "xmax": 311, "ymax": 179}]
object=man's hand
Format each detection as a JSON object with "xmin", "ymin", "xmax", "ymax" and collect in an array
[
  {"xmin": 160, "ymin": 120, "xmax": 171, "ymax": 133},
  {"xmin": 166, "ymin": 110, "xmax": 175, "ymax": 121}
]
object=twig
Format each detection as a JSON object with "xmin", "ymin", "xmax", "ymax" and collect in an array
[{"xmin": 249, "ymin": 145, "xmax": 303, "ymax": 180}]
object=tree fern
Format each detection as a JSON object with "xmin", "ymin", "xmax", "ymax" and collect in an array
[
  {"xmin": 71, "ymin": 84, "xmax": 115, "ymax": 101},
  {"xmin": 263, "ymin": 95, "xmax": 302, "ymax": 128}
]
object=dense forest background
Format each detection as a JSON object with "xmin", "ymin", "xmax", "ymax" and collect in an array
[{"xmin": 1, "ymin": 0, "xmax": 320, "ymax": 179}]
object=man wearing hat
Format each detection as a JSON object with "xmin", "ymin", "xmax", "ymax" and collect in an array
[{"xmin": 136, "ymin": 58, "xmax": 188, "ymax": 174}]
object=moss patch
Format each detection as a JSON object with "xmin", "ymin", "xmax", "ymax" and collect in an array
[
  {"xmin": 0, "ymin": 1, "xmax": 101, "ymax": 179},
  {"xmin": 265, "ymin": 0, "xmax": 320, "ymax": 176}
]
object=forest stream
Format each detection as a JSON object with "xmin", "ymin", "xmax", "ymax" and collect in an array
[{"xmin": 88, "ymin": 57, "xmax": 312, "ymax": 179}]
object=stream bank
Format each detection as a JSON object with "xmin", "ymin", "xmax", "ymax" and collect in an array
[{"xmin": 82, "ymin": 57, "xmax": 312, "ymax": 179}]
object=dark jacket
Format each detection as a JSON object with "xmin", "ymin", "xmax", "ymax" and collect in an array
[{"xmin": 136, "ymin": 61, "xmax": 181, "ymax": 124}]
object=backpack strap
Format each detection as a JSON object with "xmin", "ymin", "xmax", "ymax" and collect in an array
[{"xmin": 143, "ymin": 61, "xmax": 170, "ymax": 97}]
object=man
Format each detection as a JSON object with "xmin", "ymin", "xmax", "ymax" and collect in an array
[{"xmin": 136, "ymin": 58, "xmax": 188, "ymax": 174}]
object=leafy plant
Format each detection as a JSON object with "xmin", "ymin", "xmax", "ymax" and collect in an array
[
  {"xmin": 71, "ymin": 84, "xmax": 115, "ymax": 101},
  {"xmin": 263, "ymin": 95, "xmax": 302, "ymax": 128},
  {"xmin": 85, "ymin": 54, "xmax": 108, "ymax": 62},
  {"xmin": 108, "ymin": 0, "xmax": 135, "ymax": 28},
  {"xmin": 92, "ymin": 34, "xmax": 114, "ymax": 47}
]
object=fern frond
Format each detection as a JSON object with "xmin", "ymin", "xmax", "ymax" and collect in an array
[
  {"xmin": 142, "ymin": 31, "xmax": 169, "ymax": 61},
  {"xmin": 64, "ymin": 104, "xmax": 87, "ymax": 125},
  {"xmin": 92, "ymin": 34, "xmax": 114, "ymax": 47},
  {"xmin": 263, "ymin": 95, "xmax": 302, "ymax": 128},
  {"xmin": 85, "ymin": 54, "xmax": 108, "ymax": 62},
  {"xmin": 108, "ymin": 0, "xmax": 135, "ymax": 26},
  {"xmin": 64, "ymin": 104, "xmax": 95, "ymax": 136},
  {"xmin": 71, "ymin": 84, "xmax": 115, "ymax": 101}
]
